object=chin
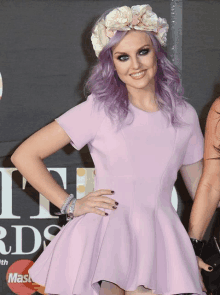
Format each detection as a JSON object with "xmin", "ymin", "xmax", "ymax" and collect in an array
[{"xmin": 130, "ymin": 81, "xmax": 151, "ymax": 90}]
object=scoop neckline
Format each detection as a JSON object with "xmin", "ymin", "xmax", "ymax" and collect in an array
[{"xmin": 129, "ymin": 100, "xmax": 161, "ymax": 114}]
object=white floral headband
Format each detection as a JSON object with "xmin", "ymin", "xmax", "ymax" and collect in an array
[{"xmin": 91, "ymin": 4, "xmax": 169, "ymax": 57}]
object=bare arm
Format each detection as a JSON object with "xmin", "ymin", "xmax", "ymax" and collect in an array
[
  {"xmin": 11, "ymin": 120, "xmax": 117, "ymax": 217},
  {"xmin": 11, "ymin": 121, "xmax": 71, "ymax": 209},
  {"xmin": 180, "ymin": 159, "xmax": 203, "ymax": 200},
  {"xmin": 179, "ymin": 124, "xmax": 217, "ymax": 280},
  {"xmin": 188, "ymin": 98, "xmax": 220, "ymax": 240}
]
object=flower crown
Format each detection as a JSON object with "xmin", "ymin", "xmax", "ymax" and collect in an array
[{"xmin": 91, "ymin": 4, "xmax": 169, "ymax": 57}]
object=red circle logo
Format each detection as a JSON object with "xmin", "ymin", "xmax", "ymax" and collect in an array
[{"xmin": 6, "ymin": 260, "xmax": 45, "ymax": 294}]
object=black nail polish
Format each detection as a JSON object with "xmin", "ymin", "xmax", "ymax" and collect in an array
[
  {"xmin": 115, "ymin": 202, "xmax": 119, "ymax": 205},
  {"xmin": 105, "ymin": 213, "xmax": 108, "ymax": 216},
  {"xmin": 208, "ymin": 266, "xmax": 213, "ymax": 271},
  {"xmin": 112, "ymin": 206, "xmax": 117, "ymax": 209},
  {"xmin": 111, "ymin": 190, "xmax": 115, "ymax": 194}
]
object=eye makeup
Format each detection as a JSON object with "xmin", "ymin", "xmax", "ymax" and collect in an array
[{"xmin": 116, "ymin": 46, "xmax": 150, "ymax": 62}]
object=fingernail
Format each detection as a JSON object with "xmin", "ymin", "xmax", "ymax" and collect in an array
[
  {"xmin": 208, "ymin": 266, "xmax": 213, "ymax": 271},
  {"xmin": 105, "ymin": 213, "xmax": 108, "ymax": 216},
  {"xmin": 111, "ymin": 190, "xmax": 115, "ymax": 194},
  {"xmin": 112, "ymin": 206, "xmax": 117, "ymax": 209},
  {"xmin": 115, "ymin": 202, "xmax": 119, "ymax": 205}
]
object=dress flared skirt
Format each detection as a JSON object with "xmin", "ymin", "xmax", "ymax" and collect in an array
[{"xmin": 29, "ymin": 200, "xmax": 205, "ymax": 295}]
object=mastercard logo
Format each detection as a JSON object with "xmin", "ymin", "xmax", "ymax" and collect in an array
[{"xmin": 6, "ymin": 259, "xmax": 46, "ymax": 295}]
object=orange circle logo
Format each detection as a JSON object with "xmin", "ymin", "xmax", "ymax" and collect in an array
[{"xmin": 6, "ymin": 260, "xmax": 45, "ymax": 294}]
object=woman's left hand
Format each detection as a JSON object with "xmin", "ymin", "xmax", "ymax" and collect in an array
[{"xmin": 197, "ymin": 256, "xmax": 213, "ymax": 293}]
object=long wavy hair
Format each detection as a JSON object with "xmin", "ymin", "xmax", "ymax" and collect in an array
[{"xmin": 85, "ymin": 29, "xmax": 188, "ymax": 129}]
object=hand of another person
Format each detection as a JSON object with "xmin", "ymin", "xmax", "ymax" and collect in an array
[
  {"xmin": 197, "ymin": 256, "xmax": 213, "ymax": 293},
  {"xmin": 73, "ymin": 189, "xmax": 118, "ymax": 217}
]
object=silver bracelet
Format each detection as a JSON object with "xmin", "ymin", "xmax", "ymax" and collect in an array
[
  {"xmin": 66, "ymin": 197, "xmax": 77, "ymax": 222},
  {"xmin": 60, "ymin": 194, "xmax": 74, "ymax": 214}
]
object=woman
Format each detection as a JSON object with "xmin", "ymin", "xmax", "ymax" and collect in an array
[{"xmin": 11, "ymin": 4, "xmax": 211, "ymax": 295}]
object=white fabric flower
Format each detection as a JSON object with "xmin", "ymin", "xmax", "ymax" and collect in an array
[
  {"xmin": 105, "ymin": 6, "xmax": 132, "ymax": 31},
  {"xmin": 91, "ymin": 4, "xmax": 169, "ymax": 57},
  {"xmin": 156, "ymin": 17, "xmax": 169, "ymax": 46},
  {"xmin": 91, "ymin": 19, "xmax": 109, "ymax": 58}
]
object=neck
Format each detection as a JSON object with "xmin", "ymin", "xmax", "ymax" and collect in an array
[{"xmin": 127, "ymin": 82, "xmax": 158, "ymax": 112}]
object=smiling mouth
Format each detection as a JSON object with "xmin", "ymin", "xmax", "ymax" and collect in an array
[{"xmin": 130, "ymin": 70, "xmax": 146, "ymax": 79}]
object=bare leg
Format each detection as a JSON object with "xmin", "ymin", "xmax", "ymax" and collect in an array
[
  {"xmin": 100, "ymin": 281, "xmax": 156, "ymax": 295},
  {"xmin": 100, "ymin": 281, "xmax": 125, "ymax": 295},
  {"xmin": 125, "ymin": 285, "xmax": 156, "ymax": 294}
]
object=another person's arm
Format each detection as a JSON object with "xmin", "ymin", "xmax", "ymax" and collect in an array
[
  {"xmin": 178, "ymin": 102, "xmax": 215, "ymax": 286},
  {"xmin": 188, "ymin": 98, "xmax": 220, "ymax": 240},
  {"xmin": 180, "ymin": 159, "xmax": 203, "ymax": 201}
]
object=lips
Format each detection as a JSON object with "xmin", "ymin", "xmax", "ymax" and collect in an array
[{"xmin": 130, "ymin": 70, "xmax": 146, "ymax": 79}]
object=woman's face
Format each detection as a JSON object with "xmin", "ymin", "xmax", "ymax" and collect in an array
[{"xmin": 112, "ymin": 30, "xmax": 157, "ymax": 93}]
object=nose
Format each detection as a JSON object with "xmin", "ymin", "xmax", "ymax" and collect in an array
[{"xmin": 131, "ymin": 56, "xmax": 141, "ymax": 70}]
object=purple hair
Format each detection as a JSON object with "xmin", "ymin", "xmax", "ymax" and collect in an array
[{"xmin": 85, "ymin": 30, "xmax": 188, "ymax": 129}]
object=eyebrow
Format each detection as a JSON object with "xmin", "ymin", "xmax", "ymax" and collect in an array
[{"xmin": 113, "ymin": 44, "xmax": 150, "ymax": 55}]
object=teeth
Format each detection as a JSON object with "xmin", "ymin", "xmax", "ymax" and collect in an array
[{"xmin": 131, "ymin": 70, "xmax": 145, "ymax": 77}]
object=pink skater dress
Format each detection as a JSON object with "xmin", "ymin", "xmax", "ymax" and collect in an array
[{"xmin": 29, "ymin": 94, "xmax": 205, "ymax": 295}]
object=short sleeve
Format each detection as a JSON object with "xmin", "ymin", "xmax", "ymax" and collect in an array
[
  {"xmin": 55, "ymin": 94, "xmax": 104, "ymax": 150},
  {"xmin": 182, "ymin": 103, "xmax": 204, "ymax": 166}
]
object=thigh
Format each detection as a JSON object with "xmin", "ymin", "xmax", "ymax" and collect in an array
[
  {"xmin": 100, "ymin": 282, "xmax": 156, "ymax": 295},
  {"xmin": 100, "ymin": 281, "xmax": 125, "ymax": 295},
  {"xmin": 125, "ymin": 285, "xmax": 155, "ymax": 295}
]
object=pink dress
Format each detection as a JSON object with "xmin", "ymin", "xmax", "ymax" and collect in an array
[{"xmin": 29, "ymin": 94, "xmax": 205, "ymax": 295}]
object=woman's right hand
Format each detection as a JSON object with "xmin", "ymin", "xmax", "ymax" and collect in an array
[{"xmin": 73, "ymin": 189, "xmax": 118, "ymax": 217}]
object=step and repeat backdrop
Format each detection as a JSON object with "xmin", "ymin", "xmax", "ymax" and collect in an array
[{"xmin": 0, "ymin": 0, "xmax": 220, "ymax": 294}]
